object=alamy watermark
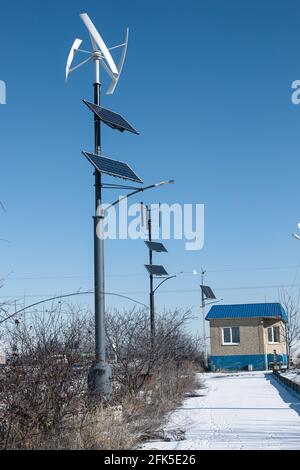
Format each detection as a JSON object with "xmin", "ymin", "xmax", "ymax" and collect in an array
[
  {"xmin": 291, "ymin": 80, "xmax": 300, "ymax": 104},
  {"xmin": 96, "ymin": 199, "xmax": 204, "ymax": 251},
  {"xmin": 0, "ymin": 80, "xmax": 6, "ymax": 104}
]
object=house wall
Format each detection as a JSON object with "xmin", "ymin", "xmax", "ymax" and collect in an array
[
  {"xmin": 209, "ymin": 317, "xmax": 287, "ymax": 371},
  {"xmin": 210, "ymin": 318, "xmax": 265, "ymax": 356}
]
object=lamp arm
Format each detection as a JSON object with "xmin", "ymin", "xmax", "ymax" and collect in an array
[
  {"xmin": 105, "ymin": 183, "xmax": 158, "ymax": 211},
  {"xmin": 153, "ymin": 275, "xmax": 176, "ymax": 294}
]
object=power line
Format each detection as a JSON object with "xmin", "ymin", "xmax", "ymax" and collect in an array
[
  {"xmin": 205, "ymin": 266, "xmax": 300, "ymax": 273},
  {"xmin": 1, "ymin": 282, "xmax": 300, "ymax": 299},
  {"xmin": 4, "ymin": 274, "xmax": 139, "ymax": 281},
  {"xmin": 2, "ymin": 264, "xmax": 300, "ymax": 281}
]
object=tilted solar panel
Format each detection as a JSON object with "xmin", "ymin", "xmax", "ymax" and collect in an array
[
  {"xmin": 83, "ymin": 100, "xmax": 139, "ymax": 135},
  {"xmin": 82, "ymin": 152, "xmax": 143, "ymax": 183},
  {"xmin": 200, "ymin": 285, "xmax": 216, "ymax": 300},
  {"xmin": 144, "ymin": 241, "xmax": 168, "ymax": 253},
  {"xmin": 144, "ymin": 265, "xmax": 169, "ymax": 276}
]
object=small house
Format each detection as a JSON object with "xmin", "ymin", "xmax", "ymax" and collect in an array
[{"xmin": 206, "ymin": 303, "xmax": 287, "ymax": 371}]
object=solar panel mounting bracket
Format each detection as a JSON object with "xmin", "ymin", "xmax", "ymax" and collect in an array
[{"xmin": 83, "ymin": 99, "xmax": 139, "ymax": 135}]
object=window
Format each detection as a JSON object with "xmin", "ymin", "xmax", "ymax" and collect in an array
[
  {"xmin": 267, "ymin": 326, "xmax": 280, "ymax": 343},
  {"xmin": 268, "ymin": 326, "xmax": 280, "ymax": 343},
  {"xmin": 222, "ymin": 327, "xmax": 240, "ymax": 345}
]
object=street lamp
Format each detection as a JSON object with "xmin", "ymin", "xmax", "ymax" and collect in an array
[
  {"xmin": 154, "ymin": 180, "xmax": 175, "ymax": 187},
  {"xmin": 106, "ymin": 180, "xmax": 175, "ymax": 210},
  {"xmin": 153, "ymin": 275, "xmax": 177, "ymax": 294},
  {"xmin": 191, "ymin": 269, "xmax": 222, "ymax": 368},
  {"xmin": 66, "ymin": 13, "xmax": 176, "ymax": 401},
  {"xmin": 141, "ymin": 197, "xmax": 176, "ymax": 348}
]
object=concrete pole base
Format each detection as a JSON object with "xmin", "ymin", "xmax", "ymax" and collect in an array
[{"xmin": 88, "ymin": 362, "xmax": 112, "ymax": 402}]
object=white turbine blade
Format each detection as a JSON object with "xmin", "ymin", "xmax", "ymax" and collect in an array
[
  {"xmin": 106, "ymin": 28, "xmax": 129, "ymax": 95},
  {"xmin": 88, "ymin": 32, "xmax": 98, "ymax": 52},
  {"xmin": 118, "ymin": 28, "xmax": 129, "ymax": 74},
  {"xmin": 66, "ymin": 38, "xmax": 83, "ymax": 81},
  {"xmin": 80, "ymin": 13, "xmax": 118, "ymax": 77},
  {"xmin": 99, "ymin": 57, "xmax": 115, "ymax": 80},
  {"xmin": 69, "ymin": 56, "xmax": 92, "ymax": 74}
]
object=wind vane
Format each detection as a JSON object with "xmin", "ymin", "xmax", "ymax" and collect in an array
[{"xmin": 66, "ymin": 13, "xmax": 129, "ymax": 94}]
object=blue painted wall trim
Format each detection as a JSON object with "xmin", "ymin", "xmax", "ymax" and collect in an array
[
  {"xmin": 211, "ymin": 354, "xmax": 287, "ymax": 371},
  {"xmin": 211, "ymin": 354, "xmax": 266, "ymax": 371}
]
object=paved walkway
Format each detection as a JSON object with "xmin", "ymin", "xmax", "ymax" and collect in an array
[{"xmin": 143, "ymin": 371, "xmax": 300, "ymax": 450}]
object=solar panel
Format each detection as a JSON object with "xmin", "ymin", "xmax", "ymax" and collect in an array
[
  {"xmin": 145, "ymin": 265, "xmax": 169, "ymax": 276},
  {"xmin": 200, "ymin": 285, "xmax": 216, "ymax": 300},
  {"xmin": 83, "ymin": 100, "xmax": 139, "ymax": 135},
  {"xmin": 144, "ymin": 241, "xmax": 168, "ymax": 253},
  {"xmin": 82, "ymin": 152, "xmax": 143, "ymax": 184}
]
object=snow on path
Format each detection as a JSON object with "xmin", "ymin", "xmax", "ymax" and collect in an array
[{"xmin": 143, "ymin": 371, "xmax": 300, "ymax": 450}]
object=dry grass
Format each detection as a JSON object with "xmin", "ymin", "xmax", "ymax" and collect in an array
[
  {"xmin": 0, "ymin": 363, "xmax": 200, "ymax": 450},
  {"xmin": 122, "ymin": 364, "xmax": 199, "ymax": 446},
  {"xmin": 0, "ymin": 307, "xmax": 203, "ymax": 449}
]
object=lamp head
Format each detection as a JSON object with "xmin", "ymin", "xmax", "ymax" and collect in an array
[{"xmin": 155, "ymin": 179, "xmax": 175, "ymax": 187}]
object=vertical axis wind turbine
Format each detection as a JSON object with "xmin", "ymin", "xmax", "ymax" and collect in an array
[
  {"xmin": 66, "ymin": 13, "xmax": 129, "ymax": 94},
  {"xmin": 66, "ymin": 13, "xmax": 130, "ymax": 401}
]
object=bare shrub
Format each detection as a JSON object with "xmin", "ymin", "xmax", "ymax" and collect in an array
[
  {"xmin": 279, "ymin": 290, "xmax": 300, "ymax": 367},
  {"xmin": 106, "ymin": 307, "xmax": 202, "ymax": 396},
  {"xmin": 0, "ymin": 304, "xmax": 203, "ymax": 449},
  {"xmin": 0, "ymin": 306, "xmax": 92, "ymax": 449},
  {"xmin": 106, "ymin": 307, "xmax": 203, "ymax": 442}
]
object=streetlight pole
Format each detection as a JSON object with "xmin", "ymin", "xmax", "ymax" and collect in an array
[
  {"xmin": 88, "ymin": 55, "xmax": 112, "ymax": 401},
  {"xmin": 66, "ymin": 13, "xmax": 174, "ymax": 402},
  {"xmin": 142, "ymin": 202, "xmax": 176, "ymax": 348},
  {"xmin": 194, "ymin": 269, "xmax": 221, "ymax": 370},
  {"xmin": 201, "ymin": 269, "xmax": 207, "ymax": 367},
  {"xmin": 109, "ymin": 184, "xmax": 174, "ymax": 350},
  {"xmin": 147, "ymin": 206, "xmax": 155, "ymax": 347},
  {"xmin": 107, "ymin": 182, "xmax": 174, "ymax": 351}
]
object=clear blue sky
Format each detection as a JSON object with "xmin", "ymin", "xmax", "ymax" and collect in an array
[{"xmin": 1, "ymin": 0, "xmax": 300, "ymax": 335}]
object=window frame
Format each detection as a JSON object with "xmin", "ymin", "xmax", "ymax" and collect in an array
[
  {"xmin": 222, "ymin": 326, "xmax": 240, "ymax": 346},
  {"xmin": 267, "ymin": 326, "xmax": 280, "ymax": 344}
]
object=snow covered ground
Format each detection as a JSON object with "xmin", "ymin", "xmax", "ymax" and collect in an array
[
  {"xmin": 280, "ymin": 369, "xmax": 300, "ymax": 385},
  {"xmin": 142, "ymin": 371, "xmax": 300, "ymax": 450}
]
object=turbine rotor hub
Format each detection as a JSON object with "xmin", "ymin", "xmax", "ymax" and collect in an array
[{"xmin": 92, "ymin": 51, "xmax": 102, "ymax": 60}]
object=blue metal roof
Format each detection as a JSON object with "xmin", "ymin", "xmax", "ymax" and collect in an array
[{"xmin": 206, "ymin": 303, "xmax": 288, "ymax": 322}]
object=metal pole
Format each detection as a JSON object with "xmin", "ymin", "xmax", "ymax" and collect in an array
[
  {"xmin": 88, "ymin": 55, "xmax": 112, "ymax": 401},
  {"xmin": 201, "ymin": 269, "xmax": 207, "ymax": 368},
  {"xmin": 148, "ymin": 206, "xmax": 155, "ymax": 348}
]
